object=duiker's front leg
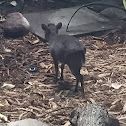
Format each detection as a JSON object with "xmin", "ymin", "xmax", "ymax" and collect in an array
[
  {"xmin": 53, "ymin": 59, "xmax": 58, "ymax": 83},
  {"xmin": 60, "ymin": 63, "xmax": 65, "ymax": 80},
  {"xmin": 80, "ymin": 74, "xmax": 85, "ymax": 97}
]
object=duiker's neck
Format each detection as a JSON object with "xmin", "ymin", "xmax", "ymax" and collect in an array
[{"xmin": 48, "ymin": 32, "xmax": 58, "ymax": 44}]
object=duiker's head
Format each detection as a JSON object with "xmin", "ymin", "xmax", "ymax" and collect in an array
[{"xmin": 41, "ymin": 22, "xmax": 62, "ymax": 41}]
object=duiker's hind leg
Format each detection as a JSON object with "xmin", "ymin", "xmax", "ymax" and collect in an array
[
  {"xmin": 67, "ymin": 52, "xmax": 85, "ymax": 96},
  {"xmin": 74, "ymin": 72, "xmax": 84, "ymax": 96},
  {"xmin": 79, "ymin": 74, "xmax": 84, "ymax": 96},
  {"xmin": 53, "ymin": 59, "xmax": 58, "ymax": 83},
  {"xmin": 60, "ymin": 63, "xmax": 65, "ymax": 80},
  {"xmin": 68, "ymin": 64, "xmax": 85, "ymax": 96}
]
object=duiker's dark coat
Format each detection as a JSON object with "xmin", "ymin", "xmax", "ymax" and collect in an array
[
  {"xmin": 49, "ymin": 34, "xmax": 86, "ymax": 64},
  {"xmin": 42, "ymin": 22, "xmax": 86, "ymax": 96}
]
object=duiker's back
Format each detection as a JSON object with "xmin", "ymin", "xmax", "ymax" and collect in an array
[{"xmin": 50, "ymin": 34, "xmax": 86, "ymax": 63}]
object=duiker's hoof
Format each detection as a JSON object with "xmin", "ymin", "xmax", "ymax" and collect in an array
[
  {"xmin": 82, "ymin": 93, "xmax": 85, "ymax": 98},
  {"xmin": 54, "ymin": 78, "xmax": 58, "ymax": 84},
  {"xmin": 60, "ymin": 77, "xmax": 64, "ymax": 81},
  {"xmin": 75, "ymin": 88, "xmax": 78, "ymax": 92}
]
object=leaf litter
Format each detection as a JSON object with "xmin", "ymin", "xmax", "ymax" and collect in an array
[{"xmin": 0, "ymin": 30, "xmax": 126, "ymax": 125}]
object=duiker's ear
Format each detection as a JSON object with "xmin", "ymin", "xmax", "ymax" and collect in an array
[
  {"xmin": 41, "ymin": 24, "xmax": 48, "ymax": 31},
  {"xmin": 56, "ymin": 22, "xmax": 62, "ymax": 30}
]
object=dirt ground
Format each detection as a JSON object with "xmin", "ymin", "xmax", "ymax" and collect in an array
[
  {"xmin": 0, "ymin": 2, "xmax": 126, "ymax": 126},
  {"xmin": 0, "ymin": 30, "xmax": 126, "ymax": 125}
]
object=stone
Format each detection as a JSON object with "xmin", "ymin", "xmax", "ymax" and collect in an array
[
  {"xmin": 99, "ymin": 8, "xmax": 126, "ymax": 20},
  {"xmin": 70, "ymin": 104, "xmax": 120, "ymax": 126},
  {"xmin": 4, "ymin": 12, "xmax": 30, "ymax": 38},
  {"xmin": 7, "ymin": 118, "xmax": 50, "ymax": 126}
]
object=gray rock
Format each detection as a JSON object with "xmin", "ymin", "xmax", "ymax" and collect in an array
[
  {"xmin": 0, "ymin": 124, "xmax": 7, "ymax": 126},
  {"xmin": 99, "ymin": 8, "xmax": 126, "ymax": 20},
  {"xmin": 7, "ymin": 118, "xmax": 50, "ymax": 126},
  {"xmin": 70, "ymin": 104, "xmax": 120, "ymax": 126},
  {"xmin": 4, "ymin": 12, "xmax": 30, "ymax": 38}
]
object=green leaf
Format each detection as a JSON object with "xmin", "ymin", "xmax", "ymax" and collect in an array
[{"xmin": 123, "ymin": 0, "xmax": 126, "ymax": 10}]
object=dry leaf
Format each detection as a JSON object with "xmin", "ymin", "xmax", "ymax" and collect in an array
[
  {"xmin": 0, "ymin": 103, "xmax": 4, "ymax": 107},
  {"xmin": 0, "ymin": 113, "xmax": 8, "ymax": 122},
  {"xmin": 109, "ymin": 99, "xmax": 123, "ymax": 111},
  {"xmin": 88, "ymin": 98, "xmax": 96, "ymax": 104},
  {"xmin": 0, "ymin": 100, "xmax": 10, "ymax": 112},
  {"xmin": 111, "ymin": 99, "xmax": 121, "ymax": 105},
  {"xmin": 62, "ymin": 121, "xmax": 70, "ymax": 126},
  {"xmin": 85, "ymin": 80, "xmax": 94, "ymax": 84},
  {"xmin": 4, "ymin": 99, "xmax": 10, "ymax": 107},
  {"xmin": 97, "ymin": 79, "xmax": 103, "ymax": 83},
  {"xmin": 10, "ymin": 1, "xmax": 17, "ymax": 6},
  {"xmin": 109, "ymin": 104, "xmax": 117, "ymax": 111},
  {"xmin": 0, "ymin": 55, "xmax": 4, "ymax": 60},
  {"xmin": 4, "ymin": 48, "xmax": 11, "ymax": 52},
  {"xmin": 118, "ymin": 116, "xmax": 126, "ymax": 120},
  {"xmin": 27, "ymin": 81, "xmax": 33, "ymax": 85},
  {"xmin": 49, "ymin": 98, "xmax": 54, "ymax": 101},
  {"xmin": 1, "ymin": 83, "xmax": 15, "ymax": 89},
  {"xmin": 108, "ymin": 111, "xmax": 120, "ymax": 115},
  {"xmin": 28, "ymin": 38, "xmax": 39, "ymax": 44},
  {"xmin": 39, "ymin": 62, "xmax": 48, "ymax": 69},
  {"xmin": 95, "ymin": 41, "xmax": 105, "ymax": 48},
  {"xmin": 80, "ymin": 69, "xmax": 89, "ymax": 75},
  {"xmin": 111, "ymin": 83, "xmax": 122, "ymax": 89},
  {"xmin": 50, "ymin": 102, "xmax": 57, "ymax": 109},
  {"xmin": 98, "ymin": 73, "xmax": 110, "ymax": 78},
  {"xmin": 33, "ymin": 39, "xmax": 39, "ymax": 44},
  {"xmin": 123, "ymin": 103, "xmax": 126, "ymax": 113}
]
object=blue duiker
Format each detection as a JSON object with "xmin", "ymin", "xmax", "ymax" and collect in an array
[{"xmin": 41, "ymin": 22, "xmax": 86, "ymax": 96}]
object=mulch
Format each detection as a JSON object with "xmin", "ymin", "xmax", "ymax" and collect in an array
[{"xmin": 0, "ymin": 15, "xmax": 126, "ymax": 126}]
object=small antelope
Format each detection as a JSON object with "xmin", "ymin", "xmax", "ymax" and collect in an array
[{"xmin": 41, "ymin": 22, "xmax": 86, "ymax": 96}]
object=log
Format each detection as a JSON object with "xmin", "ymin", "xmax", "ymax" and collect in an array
[{"xmin": 70, "ymin": 104, "xmax": 120, "ymax": 126}]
